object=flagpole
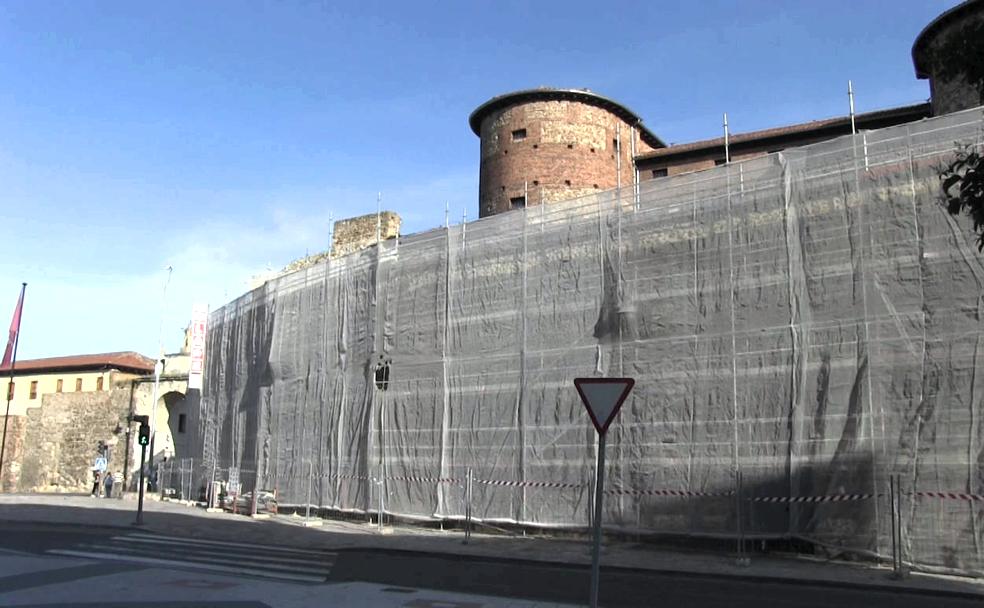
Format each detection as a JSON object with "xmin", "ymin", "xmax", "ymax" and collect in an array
[{"xmin": 0, "ymin": 283, "xmax": 27, "ymax": 491}]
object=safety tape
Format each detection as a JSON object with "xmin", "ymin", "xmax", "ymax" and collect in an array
[
  {"xmin": 475, "ymin": 478, "xmax": 585, "ymax": 490},
  {"xmin": 386, "ymin": 475, "xmax": 459, "ymax": 484},
  {"xmin": 911, "ymin": 491, "xmax": 984, "ymax": 502},
  {"xmin": 605, "ymin": 488, "xmax": 735, "ymax": 498},
  {"xmin": 750, "ymin": 493, "xmax": 874, "ymax": 503}
]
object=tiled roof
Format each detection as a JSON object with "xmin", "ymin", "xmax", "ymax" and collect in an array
[{"xmin": 0, "ymin": 351, "xmax": 155, "ymax": 375}]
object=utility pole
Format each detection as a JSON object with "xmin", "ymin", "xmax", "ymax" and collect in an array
[{"xmin": 147, "ymin": 266, "xmax": 172, "ymax": 486}]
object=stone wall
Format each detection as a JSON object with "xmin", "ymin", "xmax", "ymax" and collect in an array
[
  {"xmin": 477, "ymin": 100, "xmax": 645, "ymax": 217},
  {"xmin": 15, "ymin": 389, "xmax": 133, "ymax": 493},
  {"xmin": 331, "ymin": 211, "xmax": 401, "ymax": 257},
  {"xmin": 0, "ymin": 415, "xmax": 28, "ymax": 492}
]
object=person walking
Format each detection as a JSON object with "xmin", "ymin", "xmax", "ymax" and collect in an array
[
  {"xmin": 90, "ymin": 468, "xmax": 101, "ymax": 497},
  {"xmin": 103, "ymin": 470, "xmax": 114, "ymax": 498}
]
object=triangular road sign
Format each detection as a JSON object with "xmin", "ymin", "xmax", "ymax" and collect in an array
[{"xmin": 574, "ymin": 377, "xmax": 635, "ymax": 435}]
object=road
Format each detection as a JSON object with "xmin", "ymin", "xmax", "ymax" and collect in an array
[{"xmin": 0, "ymin": 520, "xmax": 978, "ymax": 607}]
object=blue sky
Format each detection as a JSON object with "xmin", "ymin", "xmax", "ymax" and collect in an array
[{"xmin": 0, "ymin": 0, "xmax": 960, "ymax": 359}]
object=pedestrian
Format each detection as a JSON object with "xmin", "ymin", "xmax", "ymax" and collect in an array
[
  {"xmin": 104, "ymin": 470, "xmax": 115, "ymax": 498},
  {"xmin": 90, "ymin": 468, "xmax": 101, "ymax": 497}
]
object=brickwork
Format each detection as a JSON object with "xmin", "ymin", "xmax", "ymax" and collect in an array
[{"xmin": 477, "ymin": 100, "xmax": 649, "ymax": 217}]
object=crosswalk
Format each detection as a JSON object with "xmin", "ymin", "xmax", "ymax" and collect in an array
[{"xmin": 46, "ymin": 531, "xmax": 336, "ymax": 583}]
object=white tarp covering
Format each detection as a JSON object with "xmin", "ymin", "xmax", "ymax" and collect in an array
[{"xmin": 196, "ymin": 107, "xmax": 984, "ymax": 574}]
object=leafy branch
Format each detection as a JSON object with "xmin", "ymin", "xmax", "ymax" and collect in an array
[{"xmin": 941, "ymin": 145, "xmax": 984, "ymax": 251}]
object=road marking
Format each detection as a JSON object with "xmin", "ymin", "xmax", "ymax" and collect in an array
[
  {"xmin": 122, "ymin": 532, "xmax": 332, "ymax": 556},
  {"xmin": 109, "ymin": 536, "xmax": 334, "ymax": 567},
  {"xmin": 46, "ymin": 549, "xmax": 327, "ymax": 583},
  {"xmin": 77, "ymin": 543, "xmax": 333, "ymax": 576}
]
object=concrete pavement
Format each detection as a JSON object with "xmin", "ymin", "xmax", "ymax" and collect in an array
[{"xmin": 0, "ymin": 493, "xmax": 981, "ymax": 602}]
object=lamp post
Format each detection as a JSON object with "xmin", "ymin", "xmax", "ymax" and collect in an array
[{"xmin": 146, "ymin": 266, "xmax": 172, "ymax": 488}]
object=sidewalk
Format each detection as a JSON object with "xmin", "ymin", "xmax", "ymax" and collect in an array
[{"xmin": 0, "ymin": 492, "xmax": 981, "ymax": 600}]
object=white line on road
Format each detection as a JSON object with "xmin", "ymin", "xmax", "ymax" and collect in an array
[
  {"xmin": 45, "ymin": 549, "xmax": 328, "ymax": 583},
  {"xmin": 78, "ymin": 543, "xmax": 334, "ymax": 576},
  {"xmin": 109, "ymin": 536, "xmax": 335, "ymax": 567},
  {"xmin": 123, "ymin": 532, "xmax": 333, "ymax": 556}
]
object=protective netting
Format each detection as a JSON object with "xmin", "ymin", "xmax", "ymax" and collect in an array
[{"xmin": 196, "ymin": 107, "xmax": 984, "ymax": 574}]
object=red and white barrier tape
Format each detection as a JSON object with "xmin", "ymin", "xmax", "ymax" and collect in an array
[
  {"xmin": 911, "ymin": 491, "xmax": 984, "ymax": 502},
  {"xmin": 750, "ymin": 493, "xmax": 874, "ymax": 503},
  {"xmin": 605, "ymin": 488, "xmax": 734, "ymax": 498},
  {"xmin": 475, "ymin": 478, "xmax": 585, "ymax": 490}
]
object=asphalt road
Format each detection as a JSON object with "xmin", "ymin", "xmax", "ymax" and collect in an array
[{"xmin": 0, "ymin": 521, "xmax": 979, "ymax": 607}]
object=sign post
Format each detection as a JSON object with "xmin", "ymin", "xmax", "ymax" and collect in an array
[{"xmin": 574, "ymin": 377, "xmax": 634, "ymax": 608}]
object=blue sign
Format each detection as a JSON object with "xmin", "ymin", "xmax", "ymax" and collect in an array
[{"xmin": 94, "ymin": 457, "xmax": 108, "ymax": 472}]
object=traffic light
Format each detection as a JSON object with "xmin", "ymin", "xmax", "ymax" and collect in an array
[{"xmin": 138, "ymin": 424, "xmax": 150, "ymax": 446}]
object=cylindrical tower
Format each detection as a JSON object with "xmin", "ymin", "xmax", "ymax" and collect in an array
[
  {"xmin": 912, "ymin": 0, "xmax": 984, "ymax": 116},
  {"xmin": 469, "ymin": 88, "xmax": 664, "ymax": 218}
]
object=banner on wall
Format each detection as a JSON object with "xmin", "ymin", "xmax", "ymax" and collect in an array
[{"xmin": 187, "ymin": 303, "xmax": 208, "ymax": 390}]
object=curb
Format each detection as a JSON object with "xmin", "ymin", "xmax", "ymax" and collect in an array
[
  {"xmin": 2, "ymin": 516, "xmax": 981, "ymax": 601},
  {"xmin": 330, "ymin": 545, "xmax": 984, "ymax": 601}
]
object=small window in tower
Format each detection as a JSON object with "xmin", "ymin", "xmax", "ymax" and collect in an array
[
  {"xmin": 56, "ymin": 379, "xmax": 63, "ymax": 393},
  {"xmin": 564, "ymin": 180, "xmax": 572, "ymax": 186},
  {"xmin": 593, "ymin": 184, "xmax": 599, "ymax": 189},
  {"xmin": 511, "ymin": 128, "xmax": 526, "ymax": 142},
  {"xmin": 75, "ymin": 378, "xmax": 82, "ymax": 391},
  {"xmin": 652, "ymin": 168, "xmax": 668, "ymax": 178},
  {"xmin": 374, "ymin": 359, "xmax": 390, "ymax": 391},
  {"xmin": 613, "ymin": 138, "xmax": 620, "ymax": 151},
  {"xmin": 29, "ymin": 381, "xmax": 37, "ymax": 399},
  {"xmin": 510, "ymin": 196, "xmax": 526, "ymax": 210},
  {"xmin": 533, "ymin": 144, "xmax": 538, "ymax": 149},
  {"xmin": 96, "ymin": 377, "xmax": 103, "ymax": 391},
  {"xmin": 567, "ymin": 144, "xmax": 573, "ymax": 149},
  {"xmin": 178, "ymin": 414, "xmax": 187, "ymax": 433},
  {"xmin": 532, "ymin": 180, "xmax": 539, "ymax": 186},
  {"xmin": 504, "ymin": 149, "xmax": 508, "ymax": 155},
  {"xmin": 590, "ymin": 148, "xmax": 595, "ymax": 153}
]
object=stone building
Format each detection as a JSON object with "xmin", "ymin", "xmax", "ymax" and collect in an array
[
  {"xmin": 0, "ymin": 349, "xmax": 193, "ymax": 494},
  {"xmin": 472, "ymin": 1, "xmax": 982, "ymax": 217},
  {"xmin": 469, "ymin": 88, "xmax": 663, "ymax": 217},
  {"xmin": 912, "ymin": 0, "xmax": 984, "ymax": 115}
]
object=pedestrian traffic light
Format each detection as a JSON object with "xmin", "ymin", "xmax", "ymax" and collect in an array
[{"xmin": 138, "ymin": 424, "xmax": 150, "ymax": 446}]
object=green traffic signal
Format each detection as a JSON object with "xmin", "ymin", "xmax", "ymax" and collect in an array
[{"xmin": 138, "ymin": 424, "xmax": 150, "ymax": 446}]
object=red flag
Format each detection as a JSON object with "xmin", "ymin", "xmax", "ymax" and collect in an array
[{"xmin": 1, "ymin": 284, "xmax": 25, "ymax": 368}]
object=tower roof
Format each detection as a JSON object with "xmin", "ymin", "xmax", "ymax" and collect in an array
[
  {"xmin": 912, "ymin": 0, "xmax": 983, "ymax": 78},
  {"xmin": 469, "ymin": 88, "xmax": 666, "ymax": 149}
]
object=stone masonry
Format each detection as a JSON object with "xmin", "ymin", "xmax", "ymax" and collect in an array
[
  {"xmin": 331, "ymin": 211, "xmax": 401, "ymax": 257},
  {"xmin": 476, "ymin": 99, "xmax": 654, "ymax": 217}
]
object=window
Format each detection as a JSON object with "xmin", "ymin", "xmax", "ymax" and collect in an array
[
  {"xmin": 613, "ymin": 138, "xmax": 620, "ymax": 152},
  {"xmin": 652, "ymin": 168, "xmax": 668, "ymax": 178},
  {"xmin": 75, "ymin": 378, "xmax": 83, "ymax": 391},
  {"xmin": 567, "ymin": 144, "xmax": 573, "ymax": 149},
  {"xmin": 96, "ymin": 377, "xmax": 103, "ymax": 391},
  {"xmin": 374, "ymin": 361, "xmax": 390, "ymax": 391},
  {"xmin": 56, "ymin": 379, "xmax": 63, "ymax": 393},
  {"xmin": 510, "ymin": 196, "xmax": 526, "ymax": 210},
  {"xmin": 564, "ymin": 179, "xmax": 571, "ymax": 186},
  {"xmin": 178, "ymin": 414, "xmax": 187, "ymax": 433},
  {"xmin": 6, "ymin": 382, "xmax": 12, "ymax": 400},
  {"xmin": 511, "ymin": 128, "xmax": 526, "ymax": 142},
  {"xmin": 29, "ymin": 381, "xmax": 37, "ymax": 399}
]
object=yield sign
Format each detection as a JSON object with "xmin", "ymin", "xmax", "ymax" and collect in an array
[{"xmin": 574, "ymin": 377, "xmax": 635, "ymax": 435}]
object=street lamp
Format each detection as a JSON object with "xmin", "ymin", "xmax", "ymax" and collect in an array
[{"xmin": 146, "ymin": 265, "xmax": 172, "ymax": 488}]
